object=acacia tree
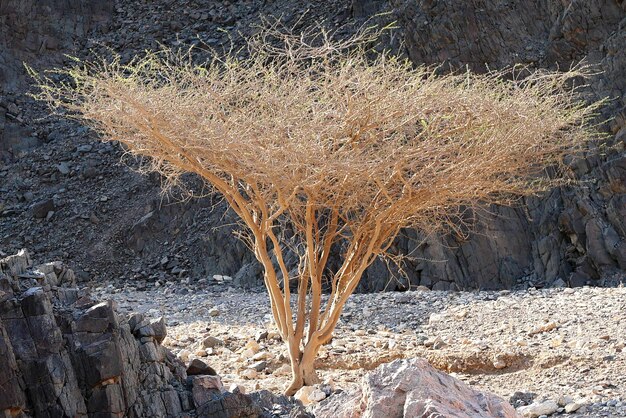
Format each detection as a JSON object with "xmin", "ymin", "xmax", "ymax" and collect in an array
[{"xmin": 32, "ymin": 29, "xmax": 602, "ymax": 395}]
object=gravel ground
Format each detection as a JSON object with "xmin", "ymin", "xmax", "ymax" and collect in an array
[{"xmin": 92, "ymin": 280, "xmax": 626, "ymax": 417}]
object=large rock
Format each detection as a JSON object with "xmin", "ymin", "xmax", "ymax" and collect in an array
[{"xmin": 314, "ymin": 358, "xmax": 519, "ymax": 418}]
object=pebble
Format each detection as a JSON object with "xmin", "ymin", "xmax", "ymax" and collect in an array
[
  {"xmin": 177, "ymin": 349, "xmax": 191, "ymax": 362},
  {"xmin": 241, "ymin": 369, "xmax": 258, "ymax": 379},
  {"xmin": 249, "ymin": 361, "xmax": 268, "ymax": 372},
  {"xmin": 202, "ymin": 336, "xmax": 224, "ymax": 348},
  {"xmin": 564, "ymin": 401, "xmax": 584, "ymax": 413},
  {"xmin": 57, "ymin": 162, "xmax": 70, "ymax": 175},
  {"xmin": 493, "ymin": 358, "xmax": 507, "ymax": 369},
  {"xmin": 517, "ymin": 400, "xmax": 559, "ymax": 417},
  {"xmin": 294, "ymin": 386, "xmax": 327, "ymax": 405}
]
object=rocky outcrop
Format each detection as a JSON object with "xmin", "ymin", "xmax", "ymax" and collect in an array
[
  {"xmin": 0, "ymin": 249, "xmax": 192, "ymax": 417},
  {"xmin": 0, "ymin": 250, "xmax": 297, "ymax": 418},
  {"xmin": 314, "ymin": 358, "xmax": 519, "ymax": 418},
  {"xmin": 392, "ymin": 0, "xmax": 626, "ymax": 110}
]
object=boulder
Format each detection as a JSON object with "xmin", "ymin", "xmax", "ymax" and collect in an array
[
  {"xmin": 0, "ymin": 250, "xmax": 186, "ymax": 417},
  {"xmin": 314, "ymin": 358, "xmax": 519, "ymax": 418}
]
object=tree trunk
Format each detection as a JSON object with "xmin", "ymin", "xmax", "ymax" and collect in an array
[{"xmin": 285, "ymin": 340, "xmax": 321, "ymax": 396}]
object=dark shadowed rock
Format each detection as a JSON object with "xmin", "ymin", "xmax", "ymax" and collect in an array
[
  {"xmin": 353, "ymin": 0, "xmax": 626, "ymax": 292},
  {"xmin": 150, "ymin": 316, "xmax": 167, "ymax": 344},
  {"xmin": 187, "ymin": 358, "xmax": 218, "ymax": 376},
  {"xmin": 30, "ymin": 199, "xmax": 55, "ymax": 219}
]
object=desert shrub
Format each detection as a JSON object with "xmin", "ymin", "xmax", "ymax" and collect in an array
[{"xmin": 30, "ymin": 27, "xmax": 604, "ymax": 394}]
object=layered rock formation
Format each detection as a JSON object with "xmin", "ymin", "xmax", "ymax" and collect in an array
[
  {"xmin": 0, "ymin": 250, "xmax": 295, "ymax": 418},
  {"xmin": 0, "ymin": 249, "xmax": 193, "ymax": 417}
]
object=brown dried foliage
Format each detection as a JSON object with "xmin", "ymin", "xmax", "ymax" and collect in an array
[{"xmin": 30, "ymin": 28, "xmax": 604, "ymax": 394}]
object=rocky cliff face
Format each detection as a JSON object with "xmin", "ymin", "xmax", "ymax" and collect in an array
[
  {"xmin": 359, "ymin": 0, "xmax": 626, "ymax": 291},
  {"xmin": 0, "ymin": 0, "xmax": 112, "ymax": 159},
  {"xmin": 0, "ymin": 0, "xmax": 624, "ymax": 291},
  {"xmin": 0, "ymin": 0, "xmax": 112, "ymax": 89}
]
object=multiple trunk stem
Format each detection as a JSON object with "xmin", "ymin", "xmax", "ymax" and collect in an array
[
  {"xmin": 211, "ymin": 183, "xmax": 393, "ymax": 395},
  {"xmin": 285, "ymin": 340, "xmax": 322, "ymax": 396}
]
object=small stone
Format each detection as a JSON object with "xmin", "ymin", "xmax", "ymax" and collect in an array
[
  {"xmin": 509, "ymin": 391, "xmax": 537, "ymax": 407},
  {"xmin": 528, "ymin": 321, "xmax": 558, "ymax": 336},
  {"xmin": 209, "ymin": 307, "xmax": 220, "ymax": 317},
  {"xmin": 244, "ymin": 340, "xmax": 260, "ymax": 353},
  {"xmin": 241, "ymin": 348, "xmax": 256, "ymax": 358},
  {"xmin": 429, "ymin": 313, "xmax": 446, "ymax": 324},
  {"xmin": 309, "ymin": 388, "xmax": 327, "ymax": 402},
  {"xmin": 424, "ymin": 336, "xmax": 446, "ymax": 349},
  {"xmin": 203, "ymin": 336, "xmax": 224, "ymax": 348},
  {"xmin": 294, "ymin": 386, "xmax": 326, "ymax": 405},
  {"xmin": 177, "ymin": 349, "xmax": 191, "ymax": 362},
  {"xmin": 31, "ymin": 199, "xmax": 55, "ymax": 218},
  {"xmin": 564, "ymin": 401, "xmax": 584, "ymax": 413},
  {"xmin": 251, "ymin": 351, "xmax": 270, "ymax": 361},
  {"xmin": 267, "ymin": 331, "xmax": 281, "ymax": 340},
  {"xmin": 273, "ymin": 364, "xmax": 291, "ymax": 376},
  {"xmin": 249, "ymin": 361, "xmax": 267, "ymax": 372},
  {"xmin": 557, "ymin": 395, "xmax": 573, "ymax": 407},
  {"xmin": 57, "ymin": 162, "xmax": 70, "ymax": 174},
  {"xmin": 517, "ymin": 400, "xmax": 559, "ymax": 417},
  {"xmin": 241, "ymin": 369, "xmax": 258, "ymax": 379},
  {"xmin": 493, "ymin": 358, "xmax": 507, "ymax": 369},
  {"xmin": 255, "ymin": 330, "xmax": 268, "ymax": 342}
]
